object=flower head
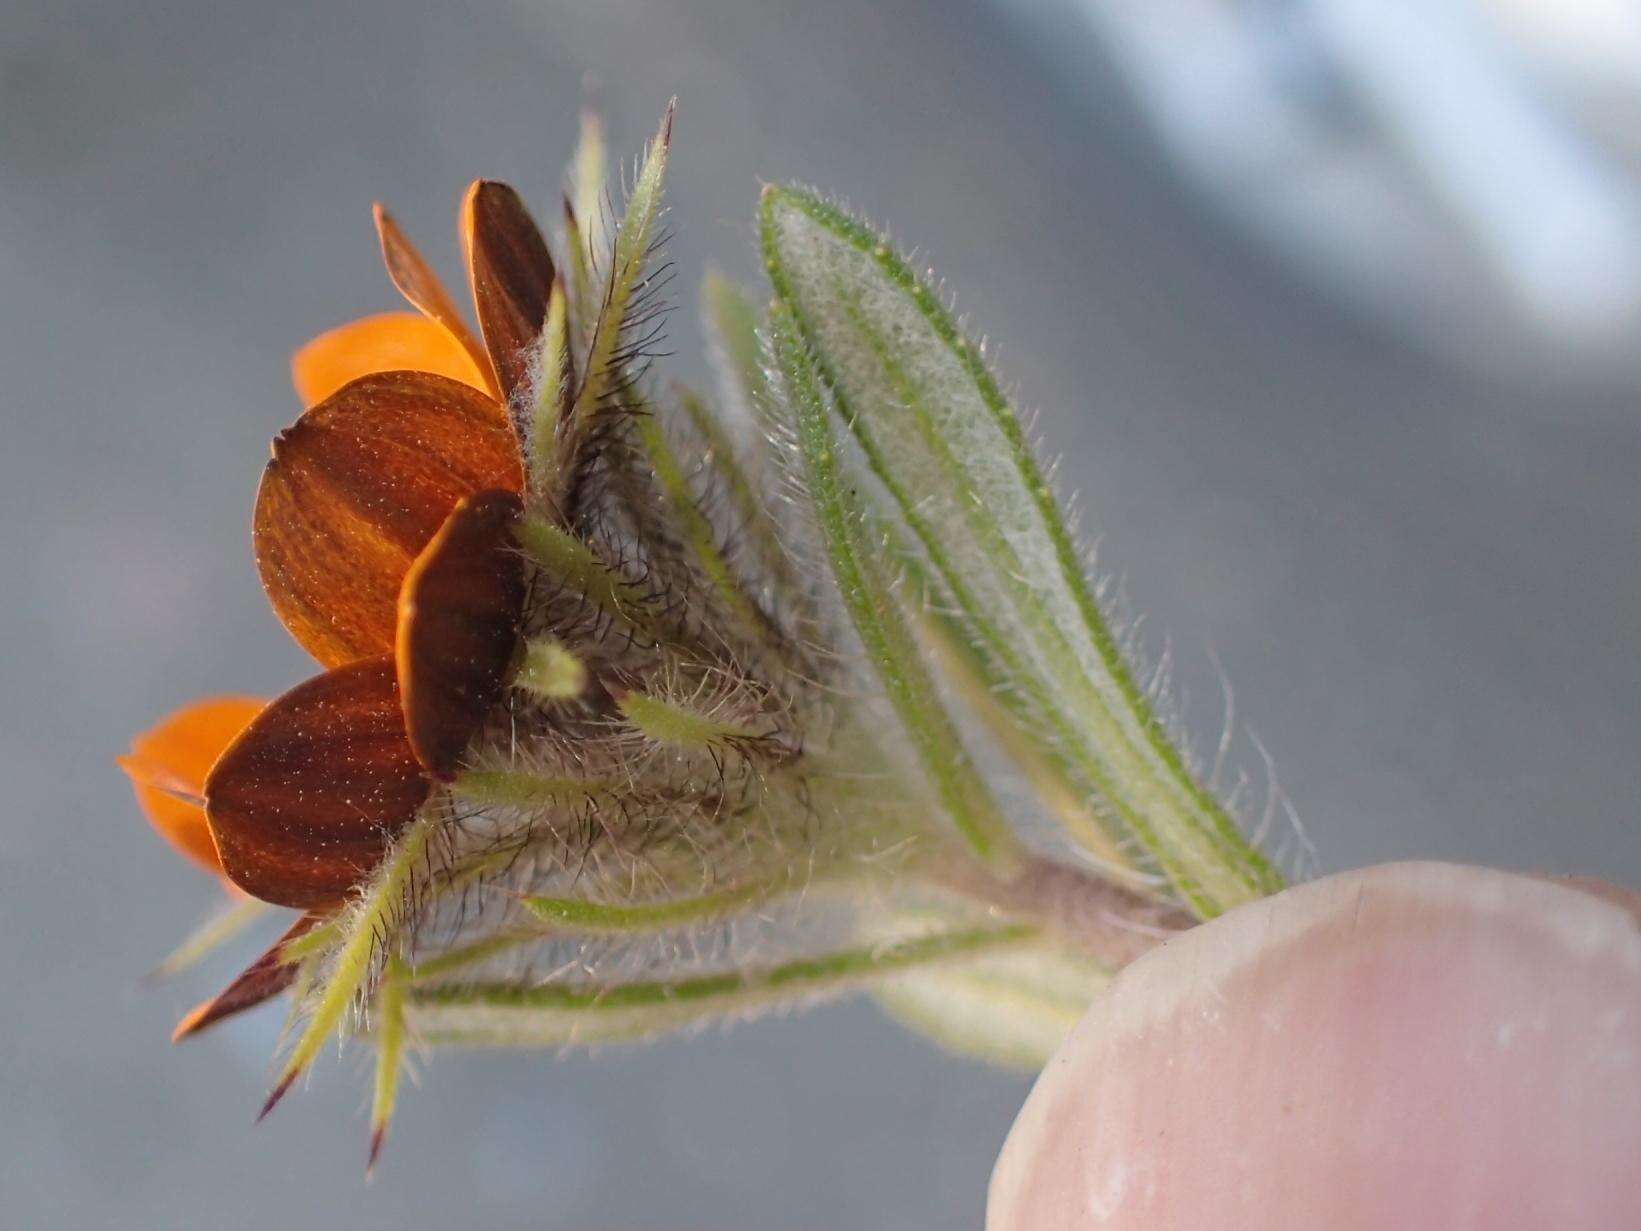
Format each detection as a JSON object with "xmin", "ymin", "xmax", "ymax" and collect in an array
[
  {"xmin": 186, "ymin": 182, "xmax": 555, "ymax": 907},
  {"xmin": 123, "ymin": 102, "xmax": 1283, "ymax": 1167}
]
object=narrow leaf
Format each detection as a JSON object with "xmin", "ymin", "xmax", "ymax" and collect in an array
[
  {"xmin": 564, "ymin": 101, "xmax": 674, "ymax": 445},
  {"xmin": 368, "ymin": 958, "xmax": 409, "ymax": 1174},
  {"xmin": 760, "ymin": 185, "xmax": 1280, "ymax": 915},
  {"xmin": 150, "ymin": 895, "xmax": 273, "ymax": 981},
  {"xmin": 874, "ymin": 944, "xmax": 1106, "ymax": 1070},
  {"xmin": 701, "ymin": 270, "xmax": 769, "ymax": 430},
  {"xmin": 571, "ymin": 108, "xmax": 608, "ymax": 276},
  {"xmin": 527, "ymin": 278, "xmax": 572, "ymax": 508},
  {"xmin": 631, "ymin": 407, "xmax": 784, "ymax": 651},
  {"xmin": 770, "ymin": 302, "xmax": 1019, "ymax": 871},
  {"xmin": 260, "ymin": 807, "xmax": 441, "ymax": 1118}
]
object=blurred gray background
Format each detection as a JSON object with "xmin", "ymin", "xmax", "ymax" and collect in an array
[{"xmin": 3, "ymin": 0, "xmax": 1639, "ymax": 1227}]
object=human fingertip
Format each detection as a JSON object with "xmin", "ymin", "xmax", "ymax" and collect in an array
[{"xmin": 989, "ymin": 862, "xmax": 1641, "ymax": 1231}]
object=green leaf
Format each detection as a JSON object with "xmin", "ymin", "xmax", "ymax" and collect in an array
[
  {"xmin": 874, "ymin": 943, "xmax": 1108, "ymax": 1070},
  {"xmin": 759, "ymin": 185, "xmax": 1281, "ymax": 915},
  {"xmin": 527, "ymin": 277, "xmax": 571, "ymax": 508},
  {"xmin": 770, "ymin": 300, "xmax": 1020, "ymax": 871},
  {"xmin": 559, "ymin": 109, "xmax": 608, "ymax": 351},
  {"xmin": 631, "ymin": 405, "xmax": 783, "ymax": 652},
  {"xmin": 571, "ymin": 109, "xmax": 608, "ymax": 273},
  {"xmin": 567, "ymin": 101, "xmax": 674, "ymax": 436},
  {"xmin": 701, "ymin": 269, "xmax": 770, "ymax": 428},
  {"xmin": 261, "ymin": 807, "xmax": 441, "ymax": 1116},
  {"xmin": 368, "ymin": 957, "xmax": 408, "ymax": 1171},
  {"xmin": 149, "ymin": 895, "xmax": 273, "ymax": 980},
  {"xmin": 697, "ymin": 277, "xmax": 807, "ymax": 596}
]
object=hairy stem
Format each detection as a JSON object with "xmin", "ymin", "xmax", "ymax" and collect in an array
[
  {"xmin": 406, "ymin": 923, "xmax": 1036, "ymax": 1046},
  {"xmin": 925, "ymin": 851, "xmax": 1194, "ymax": 968}
]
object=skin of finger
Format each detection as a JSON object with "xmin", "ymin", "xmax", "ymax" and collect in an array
[{"xmin": 988, "ymin": 862, "xmax": 1641, "ymax": 1231}]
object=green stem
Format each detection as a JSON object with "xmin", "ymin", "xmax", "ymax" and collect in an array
[
  {"xmin": 406, "ymin": 924, "xmax": 1035, "ymax": 1046},
  {"xmin": 924, "ymin": 851, "xmax": 1192, "ymax": 967}
]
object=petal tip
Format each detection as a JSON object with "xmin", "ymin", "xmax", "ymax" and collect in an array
[{"xmin": 396, "ymin": 488, "xmax": 526, "ymax": 779}]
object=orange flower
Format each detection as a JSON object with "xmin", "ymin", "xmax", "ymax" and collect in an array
[
  {"xmin": 124, "ymin": 181, "xmax": 553, "ymax": 911},
  {"xmin": 119, "ymin": 695, "xmax": 268, "ymax": 878}
]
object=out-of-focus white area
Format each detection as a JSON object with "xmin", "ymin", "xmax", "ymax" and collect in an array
[{"xmin": 1020, "ymin": 0, "xmax": 1641, "ymax": 382}]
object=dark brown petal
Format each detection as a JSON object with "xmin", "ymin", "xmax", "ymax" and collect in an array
[
  {"xmin": 254, "ymin": 371, "xmax": 525, "ymax": 668},
  {"xmin": 461, "ymin": 180, "xmax": 556, "ymax": 403},
  {"xmin": 372, "ymin": 202, "xmax": 497, "ymax": 397},
  {"xmin": 204, "ymin": 657, "xmax": 430, "ymax": 908},
  {"xmin": 396, "ymin": 489, "xmax": 526, "ymax": 780},
  {"xmin": 171, "ymin": 913, "xmax": 321, "ymax": 1040}
]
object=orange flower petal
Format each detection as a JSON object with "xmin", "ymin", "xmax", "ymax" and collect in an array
[
  {"xmin": 291, "ymin": 312, "xmax": 491, "ymax": 407},
  {"xmin": 397, "ymin": 489, "xmax": 526, "ymax": 779},
  {"xmin": 372, "ymin": 202, "xmax": 497, "ymax": 397},
  {"xmin": 204, "ymin": 657, "xmax": 430, "ymax": 908},
  {"xmin": 461, "ymin": 180, "xmax": 556, "ymax": 401},
  {"xmin": 119, "ymin": 696, "xmax": 267, "ymax": 875},
  {"xmin": 172, "ymin": 913, "xmax": 319, "ymax": 1041},
  {"xmin": 254, "ymin": 370, "xmax": 525, "ymax": 668}
]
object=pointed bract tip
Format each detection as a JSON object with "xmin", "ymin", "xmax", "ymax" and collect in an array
[
  {"xmin": 366, "ymin": 1124, "xmax": 387, "ymax": 1178},
  {"xmin": 171, "ymin": 1002, "xmax": 211, "ymax": 1042},
  {"xmin": 257, "ymin": 1071, "xmax": 297, "ymax": 1124},
  {"xmin": 660, "ymin": 97, "xmax": 677, "ymax": 146}
]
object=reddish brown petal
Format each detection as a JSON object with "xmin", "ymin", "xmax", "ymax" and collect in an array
[
  {"xmin": 396, "ymin": 489, "xmax": 526, "ymax": 779},
  {"xmin": 254, "ymin": 371, "xmax": 525, "ymax": 668},
  {"xmin": 119, "ymin": 695, "xmax": 267, "ymax": 875},
  {"xmin": 461, "ymin": 180, "xmax": 556, "ymax": 402},
  {"xmin": 172, "ymin": 913, "xmax": 320, "ymax": 1040},
  {"xmin": 204, "ymin": 657, "xmax": 430, "ymax": 908},
  {"xmin": 373, "ymin": 202, "xmax": 497, "ymax": 397},
  {"xmin": 291, "ymin": 312, "xmax": 490, "ymax": 407}
]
